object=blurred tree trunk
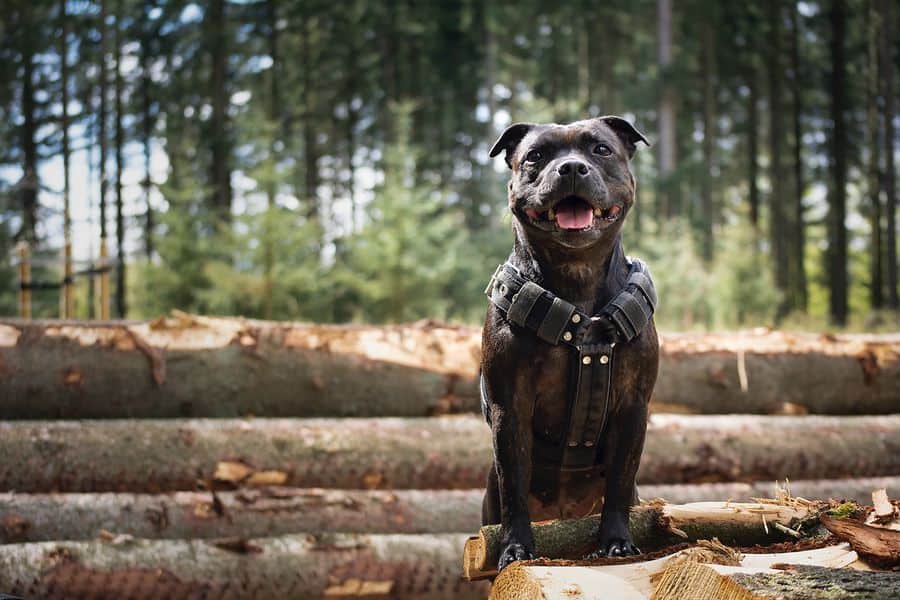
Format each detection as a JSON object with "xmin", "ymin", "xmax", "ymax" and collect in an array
[
  {"xmin": 747, "ymin": 65, "xmax": 760, "ymax": 234},
  {"xmin": 140, "ymin": 16, "xmax": 154, "ymax": 261},
  {"xmin": 767, "ymin": 0, "xmax": 790, "ymax": 319},
  {"xmin": 16, "ymin": 6, "xmax": 38, "ymax": 244},
  {"xmin": 206, "ymin": 0, "xmax": 231, "ymax": 222},
  {"xmin": 114, "ymin": 0, "xmax": 127, "ymax": 318},
  {"xmin": 301, "ymin": 7, "xmax": 319, "ymax": 227},
  {"xmin": 878, "ymin": 0, "xmax": 897, "ymax": 309},
  {"xmin": 262, "ymin": 0, "xmax": 280, "ymax": 320},
  {"xmin": 827, "ymin": 0, "xmax": 849, "ymax": 325},
  {"xmin": 700, "ymin": 20, "xmax": 716, "ymax": 262},
  {"xmin": 788, "ymin": 5, "xmax": 808, "ymax": 312},
  {"xmin": 59, "ymin": 0, "xmax": 72, "ymax": 313},
  {"xmin": 98, "ymin": 0, "xmax": 109, "ymax": 248},
  {"xmin": 657, "ymin": 0, "xmax": 677, "ymax": 218},
  {"xmin": 867, "ymin": 0, "xmax": 883, "ymax": 309}
]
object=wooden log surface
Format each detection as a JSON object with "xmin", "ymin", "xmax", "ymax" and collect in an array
[
  {"xmin": 0, "ymin": 533, "xmax": 488, "ymax": 600},
  {"xmin": 465, "ymin": 501, "xmax": 820, "ymax": 580},
  {"xmin": 3, "ymin": 477, "xmax": 895, "ymax": 544},
  {"xmin": 1, "ymin": 415, "xmax": 898, "ymax": 493},
  {"xmin": 491, "ymin": 544, "xmax": 866, "ymax": 600},
  {"xmin": 2, "ymin": 319, "xmax": 898, "ymax": 417}
]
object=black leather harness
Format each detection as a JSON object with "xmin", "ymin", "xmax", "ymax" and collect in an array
[{"xmin": 481, "ymin": 258, "xmax": 657, "ymax": 471}]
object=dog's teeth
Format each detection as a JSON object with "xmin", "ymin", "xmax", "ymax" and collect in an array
[{"xmin": 594, "ymin": 207, "xmax": 603, "ymax": 217}]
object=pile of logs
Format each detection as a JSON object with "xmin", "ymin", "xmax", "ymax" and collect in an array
[{"xmin": 0, "ymin": 316, "xmax": 898, "ymax": 598}]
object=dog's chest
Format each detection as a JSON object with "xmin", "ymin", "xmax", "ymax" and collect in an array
[{"xmin": 530, "ymin": 345, "xmax": 577, "ymax": 442}]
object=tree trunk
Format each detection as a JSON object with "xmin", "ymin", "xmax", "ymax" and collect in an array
[
  {"xmin": 1, "ymin": 322, "xmax": 899, "ymax": 418},
  {"xmin": 767, "ymin": 0, "xmax": 790, "ymax": 320},
  {"xmin": 0, "ymin": 415, "xmax": 897, "ymax": 493},
  {"xmin": 699, "ymin": 19, "xmax": 716, "ymax": 262},
  {"xmin": 114, "ymin": 0, "xmax": 127, "ymax": 318},
  {"xmin": 0, "ymin": 318, "xmax": 480, "ymax": 418},
  {"xmin": 789, "ymin": 5, "xmax": 808, "ymax": 312},
  {"xmin": 828, "ymin": 0, "xmax": 849, "ymax": 325},
  {"xmin": 60, "ymin": 0, "xmax": 73, "ymax": 318},
  {"xmin": 878, "ymin": 0, "xmax": 897, "ymax": 309},
  {"xmin": 17, "ymin": 6, "xmax": 38, "ymax": 245},
  {"xmin": 140, "ymin": 21, "xmax": 154, "ymax": 261},
  {"xmin": 465, "ymin": 501, "xmax": 818, "ymax": 580},
  {"xmin": 207, "ymin": 0, "xmax": 231, "ymax": 221},
  {"xmin": 0, "ymin": 489, "xmax": 483, "ymax": 543},
  {"xmin": 5, "ymin": 477, "xmax": 894, "ymax": 544},
  {"xmin": 730, "ymin": 565, "xmax": 900, "ymax": 600},
  {"xmin": 868, "ymin": 0, "xmax": 884, "ymax": 310},
  {"xmin": 746, "ymin": 66, "xmax": 760, "ymax": 233},
  {"xmin": 656, "ymin": 0, "xmax": 677, "ymax": 218},
  {"xmin": 0, "ymin": 533, "xmax": 488, "ymax": 600},
  {"xmin": 301, "ymin": 7, "xmax": 319, "ymax": 227},
  {"xmin": 98, "ymin": 0, "xmax": 110, "ymax": 320}
]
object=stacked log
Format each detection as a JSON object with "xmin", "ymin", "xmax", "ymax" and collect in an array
[
  {"xmin": 2, "ymin": 319, "xmax": 898, "ymax": 418},
  {"xmin": 0, "ymin": 415, "xmax": 897, "ymax": 492}
]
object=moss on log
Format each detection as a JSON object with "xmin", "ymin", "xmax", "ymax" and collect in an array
[
  {"xmin": 730, "ymin": 565, "xmax": 900, "ymax": 600},
  {"xmin": 1, "ymin": 416, "xmax": 898, "ymax": 493},
  {"xmin": 2, "ymin": 320, "xmax": 898, "ymax": 418},
  {"xmin": 0, "ymin": 533, "xmax": 488, "ymax": 599},
  {"xmin": 464, "ymin": 501, "xmax": 818, "ymax": 580}
]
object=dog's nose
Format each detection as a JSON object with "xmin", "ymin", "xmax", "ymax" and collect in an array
[{"xmin": 557, "ymin": 160, "xmax": 589, "ymax": 177}]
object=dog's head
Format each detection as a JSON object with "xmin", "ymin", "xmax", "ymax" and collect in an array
[{"xmin": 490, "ymin": 117, "xmax": 649, "ymax": 250}]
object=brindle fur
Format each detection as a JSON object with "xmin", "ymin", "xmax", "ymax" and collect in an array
[{"xmin": 481, "ymin": 117, "xmax": 658, "ymax": 571}]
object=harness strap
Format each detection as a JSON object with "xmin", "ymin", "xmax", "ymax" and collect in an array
[{"xmin": 483, "ymin": 257, "xmax": 656, "ymax": 472}]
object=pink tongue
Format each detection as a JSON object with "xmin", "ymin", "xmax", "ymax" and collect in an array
[{"xmin": 557, "ymin": 203, "xmax": 594, "ymax": 229}]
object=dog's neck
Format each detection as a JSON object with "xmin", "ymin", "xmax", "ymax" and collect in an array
[{"xmin": 511, "ymin": 225, "xmax": 628, "ymax": 312}]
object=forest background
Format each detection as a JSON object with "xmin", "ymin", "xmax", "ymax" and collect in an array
[{"xmin": 1, "ymin": 0, "xmax": 897, "ymax": 331}]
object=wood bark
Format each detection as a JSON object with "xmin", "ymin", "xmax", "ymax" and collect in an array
[
  {"xmin": 490, "ymin": 544, "xmax": 865, "ymax": 599},
  {"xmin": 0, "ymin": 533, "xmax": 488, "ymax": 600},
  {"xmin": 788, "ymin": 4, "xmax": 808, "ymax": 312},
  {"xmin": 868, "ymin": 0, "xmax": 884, "ymax": 309},
  {"xmin": 0, "ymin": 489, "xmax": 484, "ymax": 543},
  {"xmin": 821, "ymin": 511, "xmax": 900, "ymax": 564},
  {"xmin": 206, "ymin": 0, "xmax": 231, "ymax": 221},
  {"xmin": 0, "ymin": 318, "xmax": 480, "ymax": 418},
  {"xmin": 1, "ymin": 321, "xmax": 899, "ymax": 418},
  {"xmin": 2, "ymin": 414, "xmax": 896, "ymax": 493},
  {"xmin": 465, "ymin": 501, "xmax": 818, "ymax": 580},
  {"xmin": 767, "ymin": 0, "xmax": 790, "ymax": 318},
  {"xmin": 730, "ymin": 565, "xmax": 900, "ymax": 600},
  {"xmin": 4, "ymin": 478, "xmax": 894, "ymax": 544}
]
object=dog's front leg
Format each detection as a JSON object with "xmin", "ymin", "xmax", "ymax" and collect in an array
[
  {"xmin": 591, "ymin": 396, "xmax": 649, "ymax": 558},
  {"xmin": 485, "ymin": 368, "xmax": 535, "ymax": 571}
]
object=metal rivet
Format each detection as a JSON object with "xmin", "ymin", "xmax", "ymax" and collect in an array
[
  {"xmin": 562, "ymin": 331, "xmax": 573, "ymax": 341},
  {"xmin": 582, "ymin": 356, "xmax": 592, "ymax": 365},
  {"xmin": 584, "ymin": 441, "xmax": 594, "ymax": 447},
  {"xmin": 498, "ymin": 284, "xmax": 508, "ymax": 295},
  {"xmin": 599, "ymin": 355, "xmax": 609, "ymax": 364},
  {"xmin": 568, "ymin": 441, "xmax": 578, "ymax": 447},
  {"xmin": 571, "ymin": 314, "xmax": 581, "ymax": 324}
]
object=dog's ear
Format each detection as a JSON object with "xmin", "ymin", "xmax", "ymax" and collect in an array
[
  {"xmin": 489, "ymin": 123, "xmax": 535, "ymax": 168},
  {"xmin": 599, "ymin": 116, "xmax": 650, "ymax": 159}
]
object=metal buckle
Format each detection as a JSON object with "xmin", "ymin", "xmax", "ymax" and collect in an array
[{"xmin": 483, "ymin": 264, "xmax": 504, "ymax": 296}]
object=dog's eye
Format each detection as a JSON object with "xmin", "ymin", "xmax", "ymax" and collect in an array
[
  {"xmin": 593, "ymin": 143, "xmax": 613, "ymax": 157},
  {"xmin": 525, "ymin": 149, "xmax": 543, "ymax": 163}
]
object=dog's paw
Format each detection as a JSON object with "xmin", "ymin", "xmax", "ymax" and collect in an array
[
  {"xmin": 585, "ymin": 538, "xmax": 641, "ymax": 560},
  {"xmin": 497, "ymin": 542, "xmax": 535, "ymax": 571}
]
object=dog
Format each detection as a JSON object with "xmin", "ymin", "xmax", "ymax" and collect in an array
[{"xmin": 480, "ymin": 116, "xmax": 659, "ymax": 571}]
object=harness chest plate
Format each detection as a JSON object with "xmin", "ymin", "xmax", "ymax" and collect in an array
[{"xmin": 481, "ymin": 258, "xmax": 657, "ymax": 471}]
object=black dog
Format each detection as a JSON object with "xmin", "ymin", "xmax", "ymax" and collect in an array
[{"xmin": 480, "ymin": 116, "xmax": 659, "ymax": 571}]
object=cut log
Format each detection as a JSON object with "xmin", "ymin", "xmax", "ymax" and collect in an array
[
  {"xmin": 0, "ymin": 317, "xmax": 481, "ymax": 419},
  {"xmin": 2, "ymin": 320, "xmax": 898, "ymax": 418},
  {"xmin": 490, "ymin": 544, "xmax": 867, "ymax": 600},
  {"xmin": 1, "ymin": 415, "xmax": 898, "ymax": 493},
  {"xmin": 464, "ymin": 501, "xmax": 820, "ymax": 580},
  {"xmin": 4, "ymin": 478, "xmax": 894, "ymax": 544},
  {"xmin": 655, "ymin": 330, "xmax": 900, "ymax": 415},
  {"xmin": 0, "ymin": 489, "xmax": 483, "ymax": 543},
  {"xmin": 0, "ymin": 533, "xmax": 488, "ymax": 600}
]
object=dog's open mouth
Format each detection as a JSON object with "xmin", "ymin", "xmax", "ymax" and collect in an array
[{"xmin": 525, "ymin": 196, "xmax": 622, "ymax": 231}]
